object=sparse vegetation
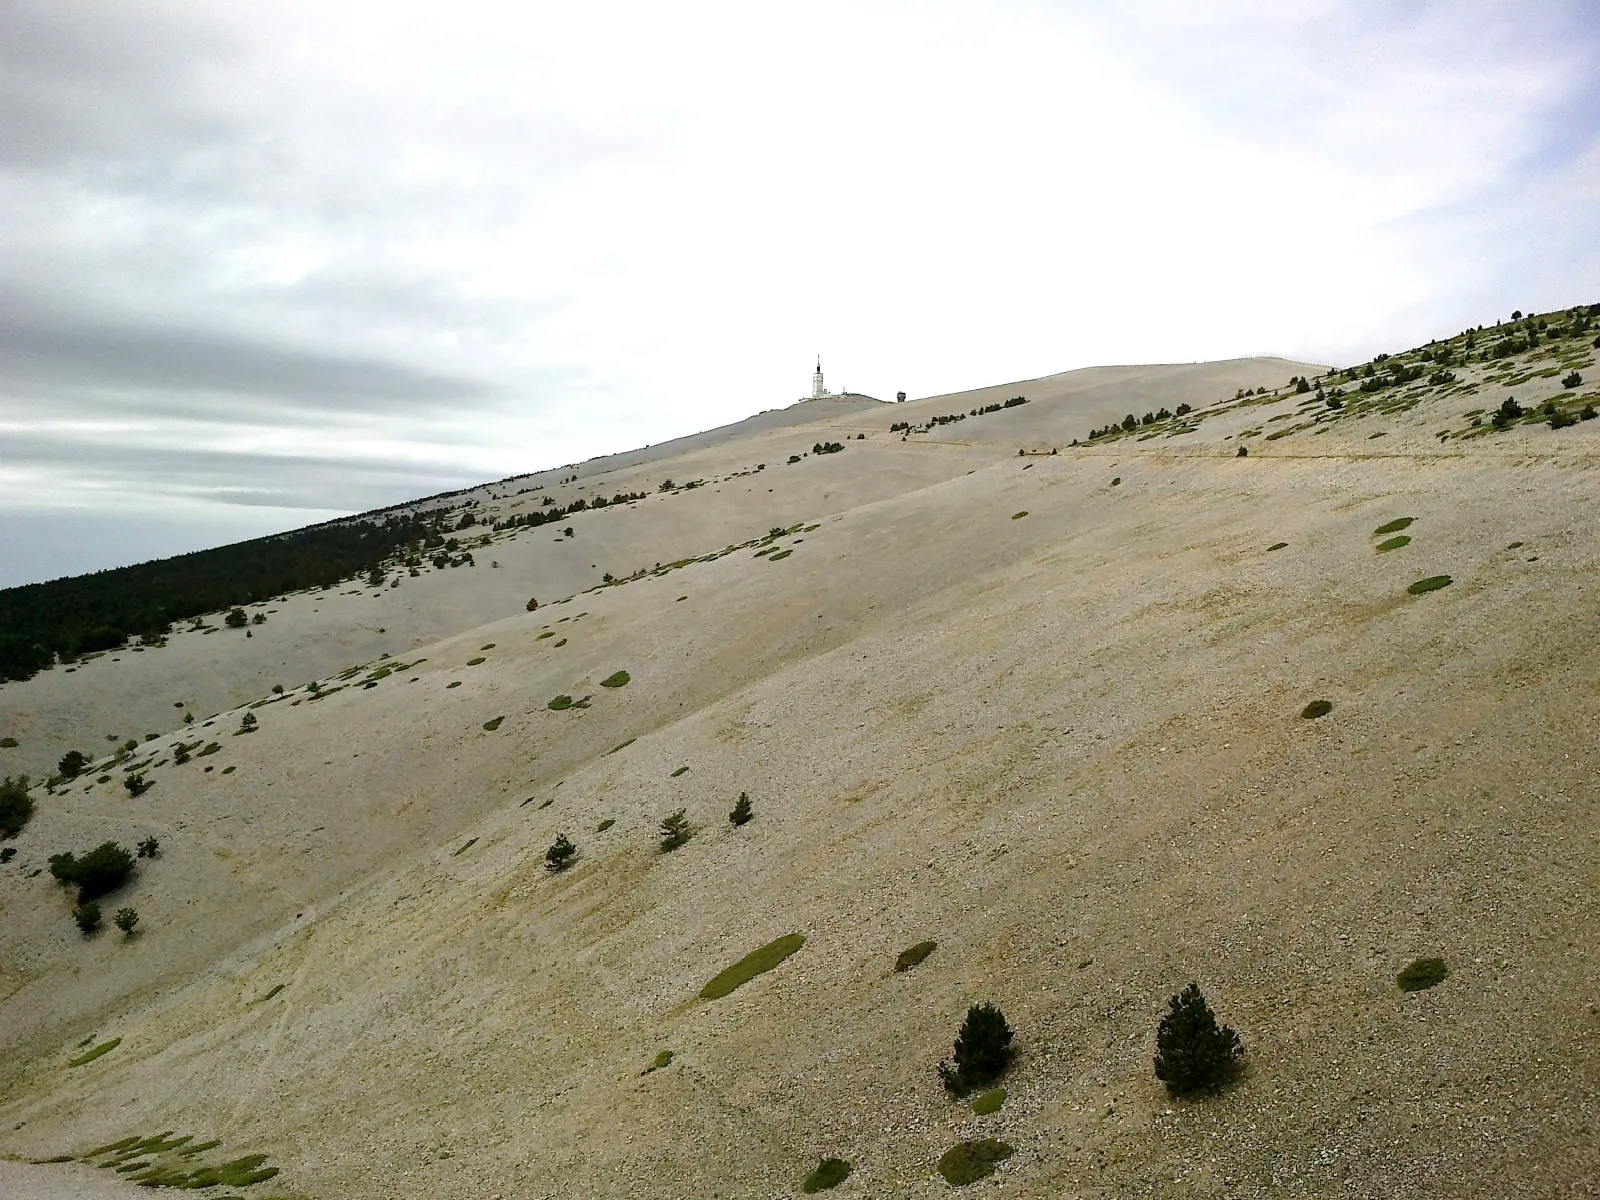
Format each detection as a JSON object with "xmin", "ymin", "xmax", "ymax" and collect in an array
[
  {"xmin": 939, "ymin": 1003, "xmax": 1014, "ymax": 1096},
  {"xmin": 1299, "ymin": 700, "xmax": 1332, "ymax": 719},
  {"xmin": 895, "ymin": 940, "xmax": 937, "ymax": 972},
  {"xmin": 729, "ymin": 792, "xmax": 753, "ymax": 826},
  {"xmin": 1372, "ymin": 517, "xmax": 1415, "ymax": 536},
  {"xmin": 1011, "ymin": 511, "xmax": 1028, "ymax": 520},
  {"xmin": 1376, "ymin": 535, "xmax": 1411, "ymax": 552},
  {"xmin": 114, "ymin": 906, "xmax": 139, "ymax": 936},
  {"xmin": 1154, "ymin": 982, "xmax": 1243, "ymax": 1097},
  {"xmin": 123, "ymin": 772, "xmax": 152, "ymax": 797},
  {"xmin": 466, "ymin": 656, "xmax": 486, "ymax": 666},
  {"xmin": 58, "ymin": 749, "xmax": 89, "ymax": 779},
  {"xmin": 699, "ymin": 932, "xmax": 805, "ymax": 1000},
  {"xmin": 1407, "ymin": 575, "xmax": 1453, "ymax": 595},
  {"xmin": 600, "ymin": 670, "xmax": 631, "ymax": 688},
  {"xmin": 1397, "ymin": 956, "xmax": 1449, "ymax": 992},
  {"xmin": 0, "ymin": 775, "xmax": 34, "ymax": 838},
  {"xmin": 545, "ymin": 834, "xmax": 577, "ymax": 872},
  {"xmin": 801, "ymin": 1157, "xmax": 853, "ymax": 1193},
  {"xmin": 643, "ymin": 1049, "xmax": 674, "ymax": 1074},
  {"xmin": 482, "ymin": 716, "xmax": 504, "ymax": 731},
  {"xmin": 937, "ymin": 1139, "xmax": 1014, "ymax": 1186},
  {"xmin": 548, "ymin": 695, "xmax": 574, "ymax": 710},
  {"xmin": 596, "ymin": 818, "xmax": 615, "ymax": 832},
  {"xmin": 224, "ymin": 608, "xmax": 248, "ymax": 629},
  {"xmin": 659, "ymin": 809, "xmax": 692, "ymax": 851}
]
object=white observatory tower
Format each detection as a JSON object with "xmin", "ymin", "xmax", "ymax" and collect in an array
[{"xmin": 811, "ymin": 357, "xmax": 830, "ymax": 400}]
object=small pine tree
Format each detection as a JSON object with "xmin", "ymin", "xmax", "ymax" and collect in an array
[
  {"xmin": 1154, "ymin": 983, "xmax": 1243, "ymax": 1097},
  {"xmin": 57, "ymin": 749, "xmax": 89, "ymax": 779},
  {"xmin": 123, "ymin": 773, "xmax": 152, "ymax": 797},
  {"xmin": 114, "ymin": 906, "xmax": 139, "ymax": 935},
  {"xmin": 659, "ymin": 809, "xmax": 691, "ymax": 851},
  {"xmin": 225, "ymin": 608, "xmax": 248, "ymax": 628},
  {"xmin": 939, "ymin": 1003, "xmax": 1014, "ymax": 1096},
  {"xmin": 545, "ymin": 833, "xmax": 576, "ymax": 872},
  {"xmin": 0, "ymin": 775, "xmax": 33, "ymax": 838},
  {"xmin": 729, "ymin": 792, "xmax": 753, "ymax": 827},
  {"xmin": 74, "ymin": 901, "xmax": 101, "ymax": 935},
  {"xmin": 136, "ymin": 837, "xmax": 160, "ymax": 859}
]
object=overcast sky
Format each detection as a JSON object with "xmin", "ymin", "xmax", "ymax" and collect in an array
[{"xmin": 2, "ymin": 0, "xmax": 1597, "ymax": 587}]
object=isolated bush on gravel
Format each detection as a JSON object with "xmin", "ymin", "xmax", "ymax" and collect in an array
[
  {"xmin": 659, "ymin": 809, "xmax": 691, "ymax": 852},
  {"xmin": 0, "ymin": 776, "xmax": 33, "ymax": 838},
  {"xmin": 939, "ymin": 1003, "xmax": 1014, "ymax": 1096},
  {"xmin": 545, "ymin": 834, "xmax": 577, "ymax": 872},
  {"xmin": 1154, "ymin": 982, "xmax": 1243, "ymax": 1097},
  {"xmin": 49, "ymin": 841, "xmax": 136, "ymax": 903}
]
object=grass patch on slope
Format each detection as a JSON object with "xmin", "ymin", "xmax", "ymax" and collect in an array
[
  {"xmin": 937, "ymin": 1139, "xmax": 1014, "ymax": 1185},
  {"xmin": 67, "ymin": 1038, "xmax": 121, "ymax": 1068},
  {"xmin": 970, "ymin": 1088, "xmax": 1007, "ymax": 1115},
  {"xmin": 699, "ymin": 933, "xmax": 805, "ymax": 1000}
]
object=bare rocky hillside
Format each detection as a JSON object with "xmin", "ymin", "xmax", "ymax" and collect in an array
[{"xmin": 2, "ymin": 316, "xmax": 1597, "ymax": 1199}]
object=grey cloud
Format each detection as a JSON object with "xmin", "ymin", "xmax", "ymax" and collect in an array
[
  {"xmin": 0, "ymin": 291, "xmax": 497, "ymax": 410},
  {"xmin": 0, "ymin": 1, "xmax": 233, "ymax": 169},
  {"xmin": 3, "ymin": 427, "xmax": 482, "ymax": 513}
]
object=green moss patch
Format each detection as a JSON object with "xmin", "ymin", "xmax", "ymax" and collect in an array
[
  {"xmin": 1372, "ymin": 517, "xmax": 1415, "ymax": 536},
  {"xmin": 937, "ymin": 1138, "xmax": 1014, "ymax": 1186},
  {"xmin": 895, "ymin": 940, "xmax": 937, "ymax": 972},
  {"xmin": 600, "ymin": 670, "xmax": 631, "ymax": 688},
  {"xmin": 68, "ymin": 1037, "xmax": 121, "ymax": 1067},
  {"xmin": 1376, "ymin": 535, "xmax": 1412, "ymax": 552},
  {"xmin": 802, "ymin": 1157, "xmax": 853, "ymax": 1193},
  {"xmin": 1407, "ymin": 575, "xmax": 1453, "ymax": 595},
  {"xmin": 1398, "ymin": 956, "xmax": 1449, "ymax": 992},
  {"xmin": 699, "ymin": 933, "xmax": 805, "ymax": 1000},
  {"xmin": 970, "ymin": 1087, "xmax": 1007, "ymax": 1115},
  {"xmin": 1299, "ymin": 700, "xmax": 1333, "ymax": 719},
  {"xmin": 482, "ymin": 716, "xmax": 504, "ymax": 731}
]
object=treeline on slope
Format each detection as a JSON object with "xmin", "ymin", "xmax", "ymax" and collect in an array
[
  {"xmin": 0, "ymin": 510, "xmax": 464, "ymax": 682},
  {"xmin": 490, "ymin": 490, "xmax": 646, "ymax": 531}
]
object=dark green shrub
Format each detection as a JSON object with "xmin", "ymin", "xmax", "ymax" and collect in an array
[
  {"xmin": 224, "ymin": 608, "xmax": 248, "ymax": 629},
  {"xmin": 895, "ymin": 940, "xmax": 937, "ymax": 972},
  {"xmin": 1372, "ymin": 517, "xmax": 1415, "ymax": 536},
  {"xmin": 1549, "ymin": 410, "xmax": 1577, "ymax": 429},
  {"xmin": 596, "ymin": 818, "xmax": 615, "ymax": 832},
  {"xmin": 74, "ymin": 901, "xmax": 102, "ymax": 934},
  {"xmin": 1407, "ymin": 575, "xmax": 1452, "ymax": 595},
  {"xmin": 526, "ymin": 596, "xmax": 539, "ymax": 611},
  {"xmin": 1299, "ymin": 700, "xmax": 1332, "ymax": 719},
  {"xmin": 970, "ymin": 1087, "xmax": 1006, "ymax": 1115},
  {"xmin": 939, "ymin": 1003, "xmax": 1014, "ymax": 1095},
  {"xmin": 548, "ymin": 695, "xmax": 574, "ymax": 711},
  {"xmin": 801, "ymin": 1157, "xmax": 852, "ymax": 1193},
  {"xmin": 699, "ymin": 932, "xmax": 805, "ymax": 999},
  {"xmin": 659, "ymin": 809, "xmax": 691, "ymax": 851},
  {"xmin": 114, "ymin": 906, "xmax": 139, "ymax": 935},
  {"xmin": 58, "ymin": 750, "xmax": 89, "ymax": 779},
  {"xmin": 937, "ymin": 1139, "xmax": 1013, "ymax": 1185},
  {"xmin": 1397, "ymin": 956, "xmax": 1448, "ymax": 992},
  {"xmin": 172, "ymin": 743, "xmax": 191, "ymax": 765},
  {"xmin": 1236, "ymin": 445, "xmax": 1248, "ymax": 457},
  {"xmin": 1582, "ymin": 405, "xmax": 1597, "ymax": 420},
  {"xmin": 482, "ymin": 716, "xmax": 504, "ymax": 731},
  {"xmin": 50, "ymin": 841, "xmax": 135, "ymax": 902},
  {"xmin": 1154, "ymin": 982, "xmax": 1243, "ymax": 1097},
  {"xmin": 1562, "ymin": 371, "xmax": 1582, "ymax": 388},
  {"xmin": 0, "ymin": 775, "xmax": 33, "ymax": 838},
  {"xmin": 123, "ymin": 773, "xmax": 151, "ymax": 797},
  {"xmin": 729, "ymin": 792, "xmax": 753, "ymax": 826},
  {"xmin": 545, "ymin": 834, "xmax": 576, "ymax": 872},
  {"xmin": 0, "ymin": 737, "xmax": 16, "ymax": 748},
  {"xmin": 600, "ymin": 670, "xmax": 631, "ymax": 688},
  {"xmin": 1011, "ymin": 511, "xmax": 1028, "ymax": 520},
  {"xmin": 1376, "ymin": 535, "xmax": 1411, "ymax": 552},
  {"xmin": 136, "ymin": 837, "xmax": 159, "ymax": 859}
]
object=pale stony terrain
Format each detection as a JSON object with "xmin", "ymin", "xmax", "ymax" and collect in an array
[{"xmin": 2, "ymin": 333, "xmax": 1598, "ymax": 1200}]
